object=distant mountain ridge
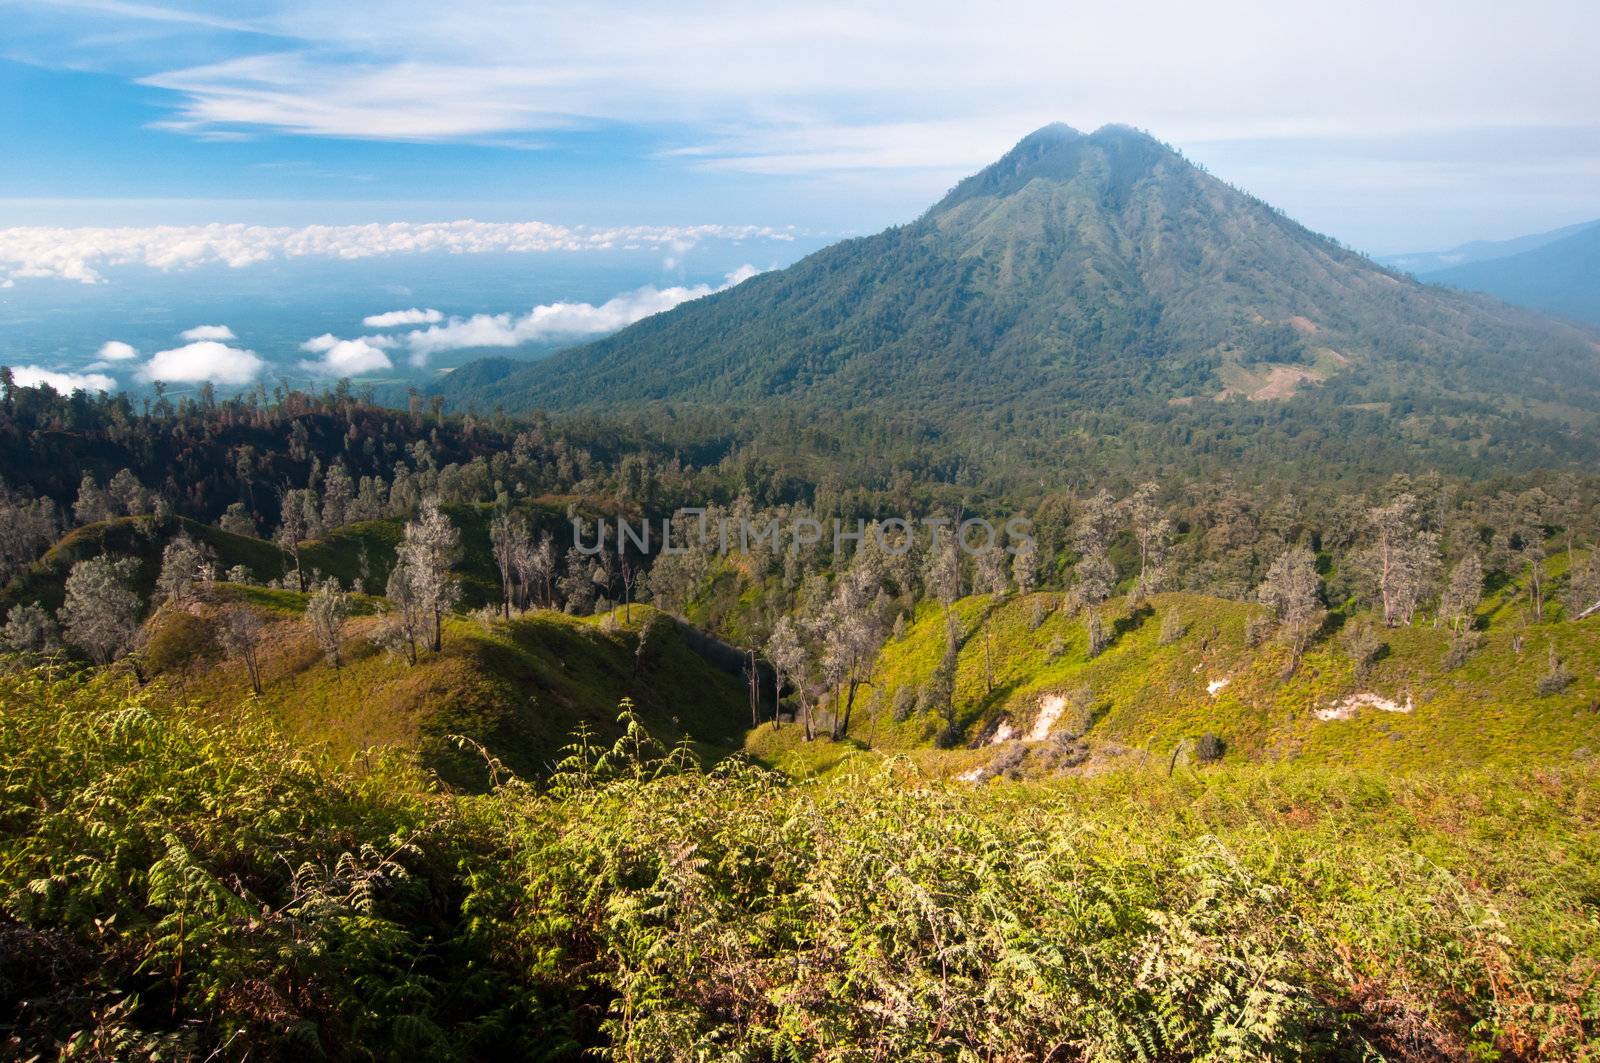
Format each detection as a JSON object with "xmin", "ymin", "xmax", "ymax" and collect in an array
[
  {"xmin": 1380, "ymin": 219, "xmax": 1600, "ymax": 275},
  {"xmin": 435, "ymin": 124, "xmax": 1600, "ymax": 474},
  {"xmin": 1409, "ymin": 223, "xmax": 1600, "ymax": 328}
]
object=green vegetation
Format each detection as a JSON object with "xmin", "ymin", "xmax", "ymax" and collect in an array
[
  {"xmin": 4, "ymin": 667, "xmax": 1598, "ymax": 1059},
  {"xmin": 838, "ymin": 585, "xmax": 1600, "ymax": 776},
  {"xmin": 3, "ymin": 124, "xmax": 1600, "ymax": 1061},
  {"xmin": 438, "ymin": 124, "xmax": 1600, "ymax": 479},
  {"xmin": 143, "ymin": 592, "xmax": 752, "ymax": 788}
]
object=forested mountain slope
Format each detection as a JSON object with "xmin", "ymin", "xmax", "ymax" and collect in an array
[{"xmin": 438, "ymin": 124, "xmax": 1600, "ymax": 474}]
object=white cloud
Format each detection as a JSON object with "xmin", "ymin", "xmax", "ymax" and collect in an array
[
  {"xmin": 141, "ymin": 341, "xmax": 264, "ymax": 385},
  {"xmin": 95, "ymin": 340, "xmax": 139, "ymax": 360},
  {"xmin": 14, "ymin": 1, "xmax": 1600, "ymax": 250},
  {"xmin": 0, "ymin": 220, "xmax": 795, "ymax": 285},
  {"xmin": 298, "ymin": 333, "xmax": 395, "ymax": 376},
  {"xmin": 11, "ymin": 365, "xmax": 118, "ymax": 393},
  {"xmin": 363, "ymin": 307, "xmax": 443, "ymax": 327},
  {"xmin": 179, "ymin": 323, "xmax": 237, "ymax": 341},
  {"xmin": 77, "ymin": 3, "xmax": 1594, "ymax": 164},
  {"xmin": 403, "ymin": 265, "xmax": 763, "ymax": 361}
]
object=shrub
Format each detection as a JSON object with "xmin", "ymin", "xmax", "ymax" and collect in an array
[
  {"xmin": 1194, "ymin": 732, "xmax": 1225, "ymax": 762},
  {"xmin": 1085, "ymin": 610, "xmax": 1106, "ymax": 658},
  {"xmin": 1341, "ymin": 621, "xmax": 1384, "ymax": 676},
  {"xmin": 1245, "ymin": 612, "xmax": 1273, "ymax": 648},
  {"xmin": 1444, "ymin": 630, "xmax": 1483, "ymax": 671},
  {"xmin": 1537, "ymin": 643, "xmax": 1574, "ymax": 696},
  {"xmin": 890, "ymin": 684, "xmax": 915, "ymax": 723},
  {"xmin": 1158, "ymin": 606, "xmax": 1186, "ymax": 646},
  {"xmin": 1060, "ymin": 684, "xmax": 1096, "ymax": 738}
]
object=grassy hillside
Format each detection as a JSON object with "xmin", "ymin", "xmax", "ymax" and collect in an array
[
  {"xmin": 4, "ymin": 668, "xmax": 1597, "ymax": 1059},
  {"xmin": 0, "ymin": 515, "xmax": 291, "ymax": 614},
  {"xmin": 143, "ymin": 591, "xmax": 753, "ymax": 788},
  {"xmin": 753, "ymin": 570, "xmax": 1600, "ymax": 780}
]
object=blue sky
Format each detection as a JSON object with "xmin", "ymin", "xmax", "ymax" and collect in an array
[{"xmin": 2, "ymin": 0, "xmax": 1597, "ymax": 253}]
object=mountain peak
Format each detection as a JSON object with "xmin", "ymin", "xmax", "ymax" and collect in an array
[
  {"xmin": 438, "ymin": 124, "xmax": 1600, "ymax": 475},
  {"xmin": 930, "ymin": 121, "xmax": 1173, "ymax": 214}
]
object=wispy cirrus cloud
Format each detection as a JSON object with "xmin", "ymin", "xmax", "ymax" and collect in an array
[
  {"xmin": 0, "ymin": 220, "xmax": 794, "ymax": 285},
  {"xmin": 7, "ymin": 0, "xmax": 1599, "ymax": 250}
]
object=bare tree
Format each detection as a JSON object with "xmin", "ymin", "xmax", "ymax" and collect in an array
[
  {"xmin": 219, "ymin": 605, "xmax": 265, "ymax": 694},
  {"xmin": 617, "ymin": 544, "xmax": 640, "ymax": 623},
  {"xmin": 59, "ymin": 556, "xmax": 142, "ymax": 665},
  {"xmin": 2, "ymin": 603, "xmax": 60, "ymax": 656},
  {"xmin": 923, "ymin": 534, "xmax": 962, "ymax": 649},
  {"xmin": 155, "ymin": 534, "xmax": 208, "ymax": 605},
  {"xmin": 379, "ymin": 564, "xmax": 426, "ymax": 665},
  {"xmin": 533, "ymin": 531, "xmax": 556, "ymax": 607},
  {"xmin": 1073, "ymin": 489, "xmax": 1119, "ymax": 607},
  {"xmin": 73, "ymin": 474, "xmax": 114, "ymax": 525},
  {"xmin": 766, "ymin": 615, "xmax": 805, "ymax": 731},
  {"xmin": 510, "ymin": 529, "xmax": 553, "ymax": 610},
  {"xmin": 1126, "ymin": 482, "xmax": 1173, "ymax": 596},
  {"xmin": 307, "ymin": 577, "xmax": 350, "ymax": 668},
  {"xmin": 978, "ymin": 547, "xmax": 1009, "ymax": 692},
  {"xmin": 1439, "ymin": 553, "xmax": 1483, "ymax": 637},
  {"xmin": 1011, "ymin": 534, "xmax": 1038, "ymax": 597},
  {"xmin": 1256, "ymin": 545, "xmax": 1322, "ymax": 672},
  {"xmin": 276, "ymin": 487, "xmax": 308, "ymax": 592},
  {"xmin": 1355, "ymin": 494, "xmax": 1440, "ymax": 626},
  {"xmin": 395, "ymin": 498, "xmax": 460, "ymax": 652},
  {"xmin": 819, "ymin": 559, "xmax": 887, "ymax": 740},
  {"xmin": 0, "ymin": 488, "xmax": 61, "ymax": 586},
  {"xmin": 488, "ymin": 511, "xmax": 527, "ymax": 619},
  {"xmin": 1564, "ymin": 548, "xmax": 1600, "ymax": 620}
]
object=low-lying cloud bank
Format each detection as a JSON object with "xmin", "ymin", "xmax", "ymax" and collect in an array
[
  {"xmin": 0, "ymin": 221, "xmax": 794, "ymax": 285},
  {"xmin": 11, "ymin": 366, "xmax": 118, "ymax": 393},
  {"xmin": 402, "ymin": 264, "xmax": 763, "ymax": 360},
  {"xmin": 8, "ymin": 264, "xmax": 765, "ymax": 392},
  {"xmin": 363, "ymin": 307, "xmax": 443, "ymax": 328}
]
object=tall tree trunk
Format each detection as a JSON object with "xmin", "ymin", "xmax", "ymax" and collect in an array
[
  {"xmin": 984, "ymin": 622, "xmax": 992, "ymax": 692},
  {"xmin": 748, "ymin": 649, "xmax": 759, "ymax": 727},
  {"xmin": 839, "ymin": 677, "xmax": 861, "ymax": 739}
]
